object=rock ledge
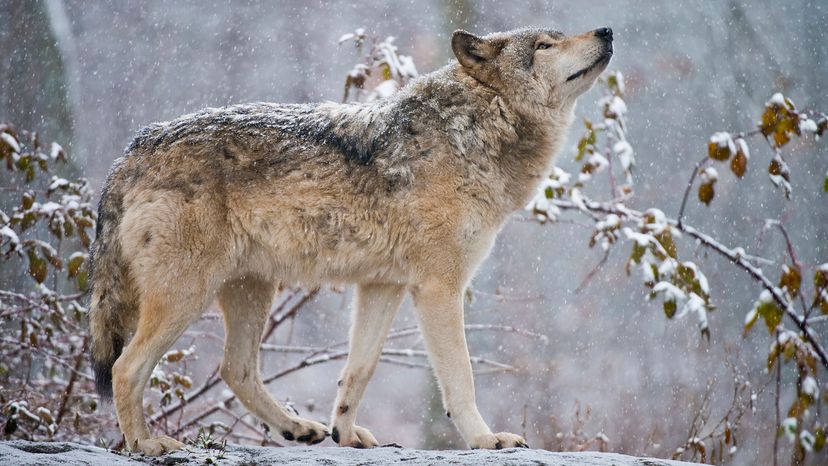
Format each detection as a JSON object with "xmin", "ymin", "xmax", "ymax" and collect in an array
[{"xmin": 0, "ymin": 440, "xmax": 698, "ymax": 465}]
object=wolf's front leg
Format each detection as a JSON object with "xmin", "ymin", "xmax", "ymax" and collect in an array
[
  {"xmin": 331, "ymin": 283, "xmax": 406, "ymax": 447},
  {"xmin": 411, "ymin": 280, "xmax": 528, "ymax": 449}
]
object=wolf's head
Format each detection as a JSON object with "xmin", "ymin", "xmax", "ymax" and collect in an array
[{"xmin": 452, "ymin": 26, "xmax": 613, "ymax": 111}]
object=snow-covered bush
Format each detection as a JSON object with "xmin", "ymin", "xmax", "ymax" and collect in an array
[
  {"xmin": 338, "ymin": 28, "xmax": 418, "ymax": 102},
  {"xmin": 0, "ymin": 125, "xmax": 99, "ymax": 441},
  {"xmin": 527, "ymin": 74, "xmax": 828, "ymax": 464}
]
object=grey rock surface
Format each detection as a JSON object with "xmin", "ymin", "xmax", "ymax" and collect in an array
[{"xmin": 0, "ymin": 441, "xmax": 700, "ymax": 465}]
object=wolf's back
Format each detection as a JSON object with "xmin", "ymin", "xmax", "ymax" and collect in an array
[{"xmin": 88, "ymin": 157, "xmax": 138, "ymax": 399}]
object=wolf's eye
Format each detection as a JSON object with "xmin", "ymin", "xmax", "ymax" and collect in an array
[{"xmin": 536, "ymin": 43, "xmax": 552, "ymax": 50}]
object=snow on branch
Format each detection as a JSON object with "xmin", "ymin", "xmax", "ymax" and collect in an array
[{"xmin": 525, "ymin": 76, "xmax": 828, "ymax": 461}]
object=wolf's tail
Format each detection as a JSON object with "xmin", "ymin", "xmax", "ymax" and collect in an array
[{"xmin": 89, "ymin": 158, "xmax": 136, "ymax": 400}]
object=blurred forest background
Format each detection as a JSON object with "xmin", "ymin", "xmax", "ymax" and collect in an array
[{"xmin": 1, "ymin": 1, "xmax": 826, "ymax": 465}]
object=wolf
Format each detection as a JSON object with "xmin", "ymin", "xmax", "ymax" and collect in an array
[{"xmin": 88, "ymin": 26, "xmax": 613, "ymax": 455}]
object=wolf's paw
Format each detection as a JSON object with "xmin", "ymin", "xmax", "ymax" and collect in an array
[
  {"xmin": 280, "ymin": 417, "xmax": 328, "ymax": 445},
  {"xmin": 470, "ymin": 432, "xmax": 529, "ymax": 450},
  {"xmin": 331, "ymin": 424, "xmax": 379, "ymax": 448},
  {"xmin": 134, "ymin": 436, "xmax": 186, "ymax": 456}
]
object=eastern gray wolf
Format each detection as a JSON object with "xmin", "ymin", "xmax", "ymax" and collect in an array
[{"xmin": 89, "ymin": 26, "xmax": 613, "ymax": 455}]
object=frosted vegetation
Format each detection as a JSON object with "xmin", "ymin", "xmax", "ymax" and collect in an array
[
  {"xmin": 1, "ymin": 2, "xmax": 828, "ymax": 465},
  {"xmin": 526, "ymin": 72, "xmax": 828, "ymax": 464}
]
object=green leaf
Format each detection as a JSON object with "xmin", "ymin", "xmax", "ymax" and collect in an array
[
  {"xmin": 815, "ymin": 427, "xmax": 826, "ymax": 452},
  {"xmin": 757, "ymin": 300, "xmax": 783, "ymax": 334},
  {"xmin": 630, "ymin": 243, "xmax": 646, "ymax": 263},
  {"xmin": 663, "ymin": 300, "xmax": 677, "ymax": 319},
  {"xmin": 16, "ymin": 153, "xmax": 31, "ymax": 171},
  {"xmin": 575, "ymin": 129, "xmax": 596, "ymax": 162},
  {"xmin": 607, "ymin": 74, "xmax": 617, "ymax": 88},
  {"xmin": 626, "ymin": 243, "xmax": 646, "ymax": 275},
  {"xmin": 76, "ymin": 270, "xmax": 89, "ymax": 293},
  {"xmin": 677, "ymin": 263, "xmax": 695, "ymax": 284},
  {"xmin": 655, "ymin": 231, "xmax": 677, "ymax": 259},
  {"xmin": 40, "ymin": 244, "xmax": 63, "ymax": 270},
  {"xmin": 21, "ymin": 191, "xmax": 34, "ymax": 210},
  {"xmin": 26, "ymin": 248, "xmax": 48, "ymax": 284},
  {"xmin": 67, "ymin": 253, "xmax": 86, "ymax": 278},
  {"xmin": 20, "ymin": 212, "xmax": 36, "ymax": 231}
]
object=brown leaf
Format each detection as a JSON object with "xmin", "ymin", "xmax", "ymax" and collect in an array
[
  {"xmin": 730, "ymin": 150, "xmax": 747, "ymax": 178},
  {"xmin": 698, "ymin": 181, "xmax": 715, "ymax": 205},
  {"xmin": 779, "ymin": 264, "xmax": 802, "ymax": 296},
  {"xmin": 760, "ymin": 96, "xmax": 801, "ymax": 148}
]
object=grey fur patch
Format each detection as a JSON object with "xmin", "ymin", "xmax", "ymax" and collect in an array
[{"xmin": 127, "ymin": 102, "xmax": 415, "ymax": 166}]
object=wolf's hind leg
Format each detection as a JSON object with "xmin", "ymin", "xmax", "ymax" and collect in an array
[
  {"xmin": 112, "ymin": 291, "xmax": 203, "ymax": 455},
  {"xmin": 218, "ymin": 277, "xmax": 327, "ymax": 445},
  {"xmin": 331, "ymin": 283, "xmax": 405, "ymax": 448}
]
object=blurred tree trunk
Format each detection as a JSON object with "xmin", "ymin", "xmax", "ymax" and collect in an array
[
  {"xmin": 43, "ymin": 0, "xmax": 84, "ymax": 166},
  {"xmin": 0, "ymin": 0, "xmax": 74, "ymax": 146}
]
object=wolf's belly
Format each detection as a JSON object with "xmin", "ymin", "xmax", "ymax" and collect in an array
[{"xmin": 237, "ymin": 209, "xmax": 414, "ymax": 286}]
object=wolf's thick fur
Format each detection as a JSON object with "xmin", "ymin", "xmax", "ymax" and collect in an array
[{"xmin": 89, "ymin": 26, "xmax": 613, "ymax": 454}]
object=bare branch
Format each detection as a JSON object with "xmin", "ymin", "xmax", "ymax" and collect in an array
[
  {"xmin": 549, "ymin": 197, "xmax": 828, "ymax": 370},
  {"xmin": 575, "ymin": 248, "xmax": 611, "ymax": 294},
  {"xmin": 54, "ymin": 335, "xmax": 88, "ymax": 429}
]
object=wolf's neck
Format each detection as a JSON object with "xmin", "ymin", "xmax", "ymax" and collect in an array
[{"xmin": 481, "ymin": 96, "xmax": 574, "ymax": 215}]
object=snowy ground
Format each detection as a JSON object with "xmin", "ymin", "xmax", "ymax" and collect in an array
[{"xmin": 0, "ymin": 441, "xmax": 700, "ymax": 465}]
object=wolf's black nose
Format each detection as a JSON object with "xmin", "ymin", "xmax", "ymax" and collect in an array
[{"xmin": 595, "ymin": 27, "xmax": 613, "ymax": 41}]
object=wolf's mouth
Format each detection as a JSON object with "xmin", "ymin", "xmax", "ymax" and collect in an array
[{"xmin": 565, "ymin": 51, "xmax": 613, "ymax": 82}]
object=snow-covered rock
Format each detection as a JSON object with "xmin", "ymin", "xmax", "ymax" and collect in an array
[{"xmin": 0, "ymin": 440, "xmax": 699, "ymax": 466}]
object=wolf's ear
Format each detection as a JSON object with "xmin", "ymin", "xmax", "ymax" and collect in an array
[{"xmin": 452, "ymin": 30, "xmax": 498, "ymax": 70}]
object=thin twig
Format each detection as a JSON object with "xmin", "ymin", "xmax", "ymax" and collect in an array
[
  {"xmin": 0, "ymin": 337, "xmax": 93, "ymax": 381},
  {"xmin": 54, "ymin": 335, "xmax": 88, "ymax": 429},
  {"xmin": 765, "ymin": 219, "xmax": 812, "ymax": 317},
  {"xmin": 676, "ymin": 155, "xmax": 709, "ymax": 229},
  {"xmin": 216, "ymin": 407, "xmax": 281, "ymax": 447},
  {"xmin": 467, "ymin": 288, "xmax": 545, "ymax": 303},
  {"xmin": 575, "ymin": 248, "xmax": 611, "ymax": 293},
  {"xmin": 774, "ymin": 328, "xmax": 781, "ymax": 466},
  {"xmin": 258, "ymin": 344, "xmax": 517, "ymax": 372}
]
